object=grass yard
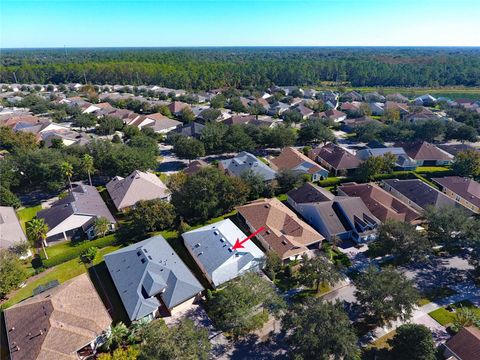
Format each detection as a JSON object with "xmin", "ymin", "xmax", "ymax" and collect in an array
[
  {"xmin": 415, "ymin": 166, "xmax": 450, "ymax": 172},
  {"xmin": 1, "ymin": 245, "xmax": 121, "ymax": 309},
  {"xmin": 276, "ymin": 193, "xmax": 288, "ymax": 202},
  {"xmin": 16, "ymin": 205, "xmax": 42, "ymax": 231},
  {"xmin": 428, "ymin": 300, "xmax": 480, "ymax": 326},
  {"xmin": 367, "ymin": 331, "xmax": 396, "ymax": 350}
]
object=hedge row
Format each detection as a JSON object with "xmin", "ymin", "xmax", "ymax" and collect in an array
[
  {"xmin": 317, "ymin": 168, "xmax": 455, "ymax": 188},
  {"xmin": 42, "ymin": 234, "xmax": 116, "ymax": 268}
]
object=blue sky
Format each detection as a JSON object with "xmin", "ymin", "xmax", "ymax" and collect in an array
[{"xmin": 1, "ymin": 0, "xmax": 479, "ymax": 48}]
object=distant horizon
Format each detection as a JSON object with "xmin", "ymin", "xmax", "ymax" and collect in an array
[
  {"xmin": 3, "ymin": 46, "xmax": 480, "ymax": 51},
  {"xmin": 1, "ymin": 0, "xmax": 479, "ymax": 48}
]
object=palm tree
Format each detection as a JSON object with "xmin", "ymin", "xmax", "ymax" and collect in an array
[
  {"xmin": 26, "ymin": 218, "xmax": 49, "ymax": 259},
  {"xmin": 105, "ymin": 322, "xmax": 129, "ymax": 350},
  {"xmin": 94, "ymin": 217, "xmax": 110, "ymax": 238},
  {"xmin": 61, "ymin": 161, "xmax": 74, "ymax": 190},
  {"xmin": 81, "ymin": 154, "xmax": 94, "ymax": 186}
]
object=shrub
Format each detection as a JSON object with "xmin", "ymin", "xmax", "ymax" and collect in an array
[
  {"xmin": 42, "ymin": 235, "xmax": 115, "ymax": 268},
  {"xmin": 80, "ymin": 246, "xmax": 98, "ymax": 263}
]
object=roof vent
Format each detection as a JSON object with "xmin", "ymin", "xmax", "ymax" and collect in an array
[
  {"xmin": 213, "ymin": 231, "xmax": 219, "ymax": 236},
  {"xmin": 220, "ymin": 238, "xmax": 225, "ymax": 242}
]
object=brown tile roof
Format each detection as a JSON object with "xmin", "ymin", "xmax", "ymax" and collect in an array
[
  {"xmin": 309, "ymin": 143, "xmax": 361, "ymax": 171},
  {"xmin": 270, "ymin": 147, "xmax": 325, "ymax": 175},
  {"xmin": 4, "ymin": 274, "xmax": 111, "ymax": 360},
  {"xmin": 338, "ymin": 182, "xmax": 422, "ymax": 223},
  {"xmin": 237, "ymin": 198, "xmax": 324, "ymax": 260},
  {"xmin": 396, "ymin": 141, "xmax": 453, "ymax": 162},
  {"xmin": 432, "ymin": 176, "xmax": 480, "ymax": 208},
  {"xmin": 385, "ymin": 101, "xmax": 410, "ymax": 113},
  {"xmin": 445, "ymin": 326, "xmax": 480, "ymax": 360}
]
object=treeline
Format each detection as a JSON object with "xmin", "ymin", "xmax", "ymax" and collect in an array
[{"xmin": 1, "ymin": 47, "xmax": 480, "ymax": 88}]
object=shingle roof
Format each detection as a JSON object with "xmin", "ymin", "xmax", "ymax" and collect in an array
[
  {"xmin": 338, "ymin": 183, "xmax": 422, "ymax": 223},
  {"xmin": 382, "ymin": 179, "xmax": 457, "ymax": 210},
  {"xmin": 310, "ymin": 143, "xmax": 361, "ymax": 171},
  {"xmin": 176, "ymin": 122, "xmax": 205, "ymax": 137},
  {"xmin": 182, "ymin": 219, "xmax": 264, "ymax": 287},
  {"xmin": 237, "ymin": 198, "xmax": 324, "ymax": 260},
  {"xmin": 0, "ymin": 206, "xmax": 27, "ymax": 249},
  {"xmin": 396, "ymin": 141, "xmax": 453, "ymax": 162},
  {"xmin": 106, "ymin": 170, "xmax": 170, "ymax": 211},
  {"xmin": 270, "ymin": 147, "xmax": 327, "ymax": 175},
  {"xmin": 37, "ymin": 184, "xmax": 116, "ymax": 230},
  {"xmin": 437, "ymin": 144, "xmax": 478, "ymax": 156},
  {"xmin": 432, "ymin": 176, "xmax": 480, "ymax": 208},
  {"xmin": 445, "ymin": 326, "xmax": 480, "ymax": 360},
  {"xmin": 220, "ymin": 152, "xmax": 277, "ymax": 181},
  {"xmin": 287, "ymin": 182, "xmax": 335, "ymax": 204},
  {"xmin": 104, "ymin": 235, "xmax": 204, "ymax": 321},
  {"xmin": 4, "ymin": 273, "xmax": 111, "ymax": 360},
  {"xmin": 183, "ymin": 160, "xmax": 208, "ymax": 176}
]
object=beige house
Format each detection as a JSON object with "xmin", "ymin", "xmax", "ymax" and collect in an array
[
  {"xmin": 4, "ymin": 273, "xmax": 112, "ymax": 360},
  {"xmin": 432, "ymin": 176, "xmax": 480, "ymax": 214}
]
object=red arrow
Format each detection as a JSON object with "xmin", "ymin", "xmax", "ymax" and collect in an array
[{"xmin": 232, "ymin": 226, "xmax": 265, "ymax": 250}]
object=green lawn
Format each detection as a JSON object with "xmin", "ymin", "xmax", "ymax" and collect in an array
[
  {"xmin": 276, "ymin": 193, "xmax": 288, "ymax": 202},
  {"xmin": 415, "ymin": 166, "xmax": 450, "ymax": 172},
  {"xmin": 16, "ymin": 205, "xmax": 42, "ymax": 231},
  {"xmin": 428, "ymin": 300, "xmax": 480, "ymax": 326},
  {"xmin": 2, "ymin": 245, "xmax": 121, "ymax": 309}
]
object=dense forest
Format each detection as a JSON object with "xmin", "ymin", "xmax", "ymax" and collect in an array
[{"xmin": 1, "ymin": 47, "xmax": 480, "ymax": 89}]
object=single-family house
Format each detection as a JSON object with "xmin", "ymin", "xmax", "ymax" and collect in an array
[
  {"xmin": 219, "ymin": 151, "xmax": 277, "ymax": 181},
  {"xmin": 356, "ymin": 147, "xmax": 417, "ymax": 171},
  {"xmin": 175, "ymin": 122, "xmax": 205, "ymax": 139},
  {"xmin": 141, "ymin": 113, "xmax": 182, "ymax": 133},
  {"xmin": 342, "ymin": 116, "xmax": 381, "ymax": 133},
  {"xmin": 437, "ymin": 144, "xmax": 478, "ymax": 157},
  {"xmin": 342, "ymin": 91, "xmax": 363, "ymax": 102},
  {"xmin": 182, "ymin": 219, "xmax": 265, "ymax": 288},
  {"xmin": 414, "ymin": 94, "xmax": 437, "ymax": 106},
  {"xmin": 168, "ymin": 101, "xmax": 190, "ymax": 116},
  {"xmin": 396, "ymin": 141, "xmax": 454, "ymax": 166},
  {"xmin": 105, "ymin": 235, "xmax": 204, "ymax": 321},
  {"xmin": 385, "ymin": 101, "xmax": 410, "ymax": 117},
  {"xmin": 0, "ymin": 206, "xmax": 28, "ymax": 250},
  {"xmin": 364, "ymin": 92, "xmax": 386, "ymax": 103},
  {"xmin": 386, "ymin": 93, "xmax": 409, "ymax": 103},
  {"xmin": 106, "ymin": 170, "xmax": 170, "ymax": 212},
  {"xmin": 368, "ymin": 102, "xmax": 385, "ymax": 116},
  {"xmin": 37, "ymin": 184, "xmax": 116, "ymax": 243},
  {"xmin": 337, "ymin": 183, "xmax": 423, "ymax": 224},
  {"xmin": 317, "ymin": 109, "xmax": 347, "ymax": 122},
  {"xmin": 444, "ymin": 326, "xmax": 480, "ymax": 360},
  {"xmin": 287, "ymin": 183, "xmax": 379, "ymax": 243},
  {"xmin": 309, "ymin": 143, "xmax": 362, "ymax": 176},
  {"xmin": 269, "ymin": 147, "xmax": 329, "ymax": 181},
  {"xmin": 382, "ymin": 179, "xmax": 458, "ymax": 212},
  {"xmin": 4, "ymin": 273, "xmax": 112, "ymax": 360},
  {"xmin": 236, "ymin": 198, "xmax": 324, "ymax": 261},
  {"xmin": 268, "ymin": 102, "xmax": 290, "ymax": 116},
  {"xmin": 183, "ymin": 160, "xmax": 208, "ymax": 176},
  {"xmin": 340, "ymin": 101, "xmax": 362, "ymax": 114},
  {"xmin": 432, "ymin": 176, "xmax": 480, "ymax": 214},
  {"xmin": 294, "ymin": 104, "xmax": 314, "ymax": 119}
]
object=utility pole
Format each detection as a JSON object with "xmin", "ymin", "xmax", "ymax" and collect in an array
[
  {"xmin": 12, "ymin": 71, "xmax": 18, "ymax": 83},
  {"xmin": 83, "ymin": 71, "xmax": 87, "ymax": 84}
]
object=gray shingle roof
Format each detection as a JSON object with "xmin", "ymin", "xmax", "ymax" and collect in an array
[
  {"xmin": 106, "ymin": 170, "xmax": 170, "ymax": 211},
  {"xmin": 182, "ymin": 219, "xmax": 264, "ymax": 287},
  {"xmin": 220, "ymin": 152, "xmax": 277, "ymax": 181},
  {"xmin": 37, "ymin": 184, "xmax": 116, "ymax": 230},
  {"xmin": 382, "ymin": 179, "xmax": 457, "ymax": 209},
  {"xmin": 0, "ymin": 206, "xmax": 27, "ymax": 249},
  {"xmin": 104, "ymin": 235, "xmax": 204, "ymax": 321}
]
